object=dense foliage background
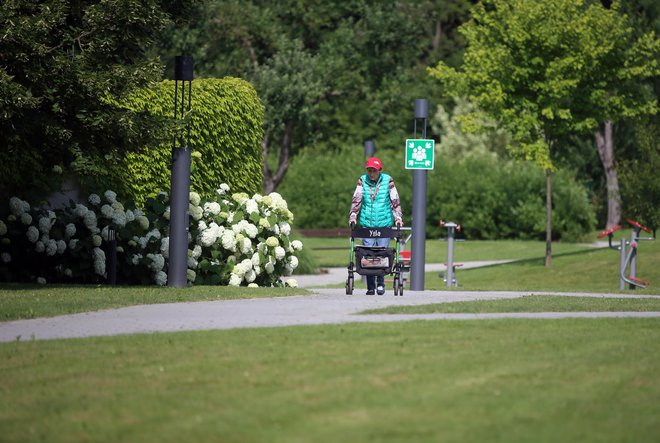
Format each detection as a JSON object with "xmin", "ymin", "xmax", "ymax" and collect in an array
[{"xmin": 1, "ymin": 0, "xmax": 658, "ymax": 244}]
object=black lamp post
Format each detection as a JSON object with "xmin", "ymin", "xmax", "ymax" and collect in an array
[
  {"xmin": 168, "ymin": 56, "xmax": 193, "ymax": 288},
  {"xmin": 363, "ymin": 140, "xmax": 376, "ymax": 158}
]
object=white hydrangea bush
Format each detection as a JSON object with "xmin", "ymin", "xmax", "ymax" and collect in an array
[
  {"xmin": 0, "ymin": 184, "xmax": 303, "ymax": 287},
  {"xmin": 188, "ymin": 185, "xmax": 301, "ymax": 287}
]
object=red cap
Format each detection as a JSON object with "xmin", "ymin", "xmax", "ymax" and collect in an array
[{"xmin": 365, "ymin": 157, "xmax": 383, "ymax": 170}]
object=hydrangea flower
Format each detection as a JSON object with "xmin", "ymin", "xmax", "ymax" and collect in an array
[
  {"xmin": 56, "ymin": 240, "xmax": 66, "ymax": 255},
  {"xmin": 160, "ymin": 237, "xmax": 170, "ymax": 258},
  {"xmin": 101, "ymin": 204, "xmax": 114, "ymax": 218},
  {"xmin": 38, "ymin": 217, "xmax": 53, "ymax": 234},
  {"xmin": 104, "ymin": 190, "xmax": 117, "ymax": 204},
  {"xmin": 138, "ymin": 216, "xmax": 149, "ymax": 230},
  {"xmin": 1, "ymin": 253, "xmax": 10, "ymax": 263},
  {"xmin": 266, "ymin": 236, "xmax": 279, "ymax": 247},
  {"xmin": 20, "ymin": 213, "xmax": 32, "ymax": 225},
  {"xmin": 228, "ymin": 273, "xmax": 241, "ymax": 286},
  {"xmin": 26, "ymin": 226, "xmax": 39, "ymax": 243},
  {"xmin": 203, "ymin": 201, "xmax": 221, "ymax": 216},
  {"xmin": 285, "ymin": 279, "xmax": 298, "ymax": 288},
  {"xmin": 65, "ymin": 223, "xmax": 76, "ymax": 239},
  {"xmin": 46, "ymin": 239, "xmax": 57, "ymax": 256},
  {"xmin": 93, "ymin": 248, "xmax": 106, "ymax": 276},
  {"xmin": 155, "ymin": 271, "xmax": 167, "ymax": 286},
  {"xmin": 88, "ymin": 194, "xmax": 101, "ymax": 205},
  {"xmin": 245, "ymin": 199, "xmax": 259, "ymax": 214},
  {"xmin": 9, "ymin": 197, "xmax": 29, "ymax": 216},
  {"xmin": 0, "ymin": 220, "xmax": 6, "ymax": 236},
  {"xmin": 189, "ymin": 192, "xmax": 201, "ymax": 206},
  {"xmin": 92, "ymin": 235, "xmax": 102, "ymax": 247}
]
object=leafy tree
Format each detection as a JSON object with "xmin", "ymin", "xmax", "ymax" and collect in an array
[
  {"xmin": 0, "ymin": 0, "xmax": 198, "ymax": 200},
  {"xmin": 618, "ymin": 118, "xmax": 660, "ymax": 231},
  {"xmin": 162, "ymin": 0, "xmax": 476, "ymax": 192},
  {"xmin": 431, "ymin": 96, "xmax": 510, "ymax": 161},
  {"xmin": 429, "ymin": 0, "xmax": 659, "ymax": 265}
]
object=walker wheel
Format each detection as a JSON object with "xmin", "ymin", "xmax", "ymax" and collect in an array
[{"xmin": 345, "ymin": 275, "xmax": 354, "ymax": 295}]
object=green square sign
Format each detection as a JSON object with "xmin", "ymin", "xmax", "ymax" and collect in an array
[{"xmin": 405, "ymin": 139, "xmax": 435, "ymax": 170}]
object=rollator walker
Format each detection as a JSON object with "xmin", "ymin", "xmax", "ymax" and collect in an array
[{"xmin": 346, "ymin": 223, "xmax": 405, "ymax": 296}]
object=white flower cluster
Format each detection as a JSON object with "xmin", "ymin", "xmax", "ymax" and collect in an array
[
  {"xmin": 1, "ymin": 184, "xmax": 305, "ymax": 287},
  {"xmin": 0, "ymin": 189, "xmax": 153, "ymax": 284},
  {"xmin": 190, "ymin": 184, "xmax": 303, "ymax": 287}
]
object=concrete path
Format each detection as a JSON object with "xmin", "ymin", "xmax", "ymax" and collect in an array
[
  {"xmin": 2, "ymin": 288, "xmax": 659, "ymax": 343},
  {"xmin": 281, "ymin": 261, "xmax": 515, "ymax": 288}
]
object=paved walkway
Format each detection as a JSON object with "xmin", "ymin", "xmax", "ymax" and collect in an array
[
  {"xmin": 281, "ymin": 261, "xmax": 515, "ymax": 288},
  {"xmin": 2, "ymin": 287, "xmax": 659, "ymax": 343}
]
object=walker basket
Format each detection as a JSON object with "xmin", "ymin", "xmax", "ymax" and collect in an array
[{"xmin": 354, "ymin": 246, "xmax": 395, "ymax": 276}]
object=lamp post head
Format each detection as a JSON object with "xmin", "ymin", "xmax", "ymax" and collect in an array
[
  {"xmin": 414, "ymin": 98, "xmax": 428, "ymax": 119},
  {"xmin": 174, "ymin": 56, "xmax": 193, "ymax": 81},
  {"xmin": 363, "ymin": 140, "xmax": 375, "ymax": 157}
]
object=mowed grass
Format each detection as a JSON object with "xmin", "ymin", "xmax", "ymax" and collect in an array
[
  {"xmin": 315, "ymin": 229, "xmax": 659, "ymax": 295},
  {"xmin": 302, "ymin": 235, "xmax": 601, "ymax": 268},
  {"xmin": 362, "ymin": 295, "xmax": 660, "ymax": 314},
  {"xmin": 0, "ymin": 285, "xmax": 309, "ymax": 322},
  {"xmin": 423, "ymin": 239, "xmax": 660, "ymax": 295},
  {"xmin": 1, "ymin": 319, "xmax": 659, "ymax": 443}
]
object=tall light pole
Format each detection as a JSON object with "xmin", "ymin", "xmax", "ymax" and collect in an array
[
  {"xmin": 410, "ymin": 98, "xmax": 428, "ymax": 291},
  {"xmin": 168, "ymin": 55, "xmax": 193, "ymax": 287},
  {"xmin": 364, "ymin": 140, "xmax": 375, "ymax": 158}
]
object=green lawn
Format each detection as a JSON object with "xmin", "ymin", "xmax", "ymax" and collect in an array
[
  {"xmin": 0, "ymin": 285, "xmax": 309, "ymax": 322},
  {"xmin": 316, "ymin": 229, "xmax": 659, "ymax": 295},
  {"xmin": 423, "ymin": 241, "xmax": 660, "ymax": 294},
  {"xmin": 362, "ymin": 295, "xmax": 660, "ymax": 314},
  {"xmin": 301, "ymin": 235, "xmax": 602, "ymax": 268},
  {"xmin": 2, "ymin": 319, "xmax": 659, "ymax": 442}
]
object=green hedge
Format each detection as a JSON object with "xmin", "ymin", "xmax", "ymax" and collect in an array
[
  {"xmin": 100, "ymin": 77, "xmax": 264, "ymax": 204},
  {"xmin": 279, "ymin": 148, "xmax": 595, "ymax": 241}
]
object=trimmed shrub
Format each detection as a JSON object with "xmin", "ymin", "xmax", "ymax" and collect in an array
[
  {"xmin": 94, "ymin": 77, "xmax": 264, "ymax": 205},
  {"xmin": 280, "ymin": 149, "xmax": 595, "ymax": 241}
]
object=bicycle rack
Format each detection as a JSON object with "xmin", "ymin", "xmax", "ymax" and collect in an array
[{"xmin": 598, "ymin": 219, "xmax": 655, "ymax": 290}]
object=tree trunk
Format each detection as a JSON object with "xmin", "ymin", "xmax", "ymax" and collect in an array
[
  {"xmin": 545, "ymin": 167, "xmax": 552, "ymax": 267},
  {"xmin": 262, "ymin": 120, "xmax": 293, "ymax": 194},
  {"xmin": 595, "ymin": 121, "xmax": 621, "ymax": 229},
  {"xmin": 432, "ymin": 20, "xmax": 442, "ymax": 54}
]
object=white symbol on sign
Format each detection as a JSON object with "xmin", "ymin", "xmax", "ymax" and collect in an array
[
  {"xmin": 408, "ymin": 160, "xmax": 414, "ymax": 166},
  {"xmin": 412, "ymin": 146, "xmax": 427, "ymax": 162}
]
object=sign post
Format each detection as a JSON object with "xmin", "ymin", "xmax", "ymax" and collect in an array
[
  {"xmin": 409, "ymin": 99, "xmax": 433, "ymax": 291},
  {"xmin": 405, "ymin": 139, "xmax": 435, "ymax": 170}
]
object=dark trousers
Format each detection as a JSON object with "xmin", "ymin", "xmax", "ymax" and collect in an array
[{"xmin": 362, "ymin": 237, "xmax": 389, "ymax": 290}]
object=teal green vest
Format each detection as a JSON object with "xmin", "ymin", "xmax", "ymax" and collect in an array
[{"xmin": 359, "ymin": 173, "xmax": 393, "ymax": 228}]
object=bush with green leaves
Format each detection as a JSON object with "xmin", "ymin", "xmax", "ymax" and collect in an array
[
  {"xmin": 279, "ymin": 148, "xmax": 595, "ymax": 241},
  {"xmin": 82, "ymin": 77, "xmax": 264, "ymax": 205},
  {"xmin": 0, "ymin": 185, "xmax": 304, "ymax": 287}
]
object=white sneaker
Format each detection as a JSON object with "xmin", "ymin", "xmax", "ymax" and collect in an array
[{"xmin": 376, "ymin": 286, "xmax": 385, "ymax": 295}]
